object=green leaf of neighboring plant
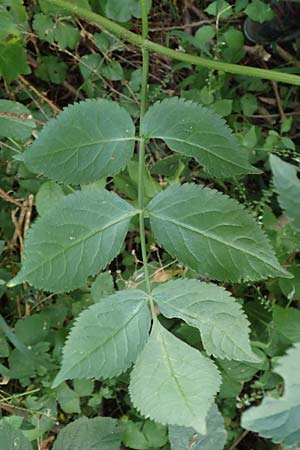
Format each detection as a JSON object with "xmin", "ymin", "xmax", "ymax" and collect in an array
[
  {"xmin": 0, "ymin": 419, "xmax": 33, "ymax": 450},
  {"xmin": 8, "ymin": 189, "xmax": 137, "ymax": 293},
  {"xmin": 270, "ymin": 154, "xmax": 300, "ymax": 230},
  {"xmin": 32, "ymin": 13, "xmax": 55, "ymax": 43},
  {"xmin": 56, "ymin": 382, "xmax": 81, "ymax": 414},
  {"xmin": 0, "ymin": 0, "xmax": 28, "ymax": 26},
  {"xmin": 242, "ymin": 343, "xmax": 300, "ymax": 447},
  {"xmin": 101, "ymin": 60, "xmax": 124, "ymax": 81},
  {"xmin": 273, "ymin": 305, "xmax": 300, "ymax": 343},
  {"xmin": 168, "ymin": 404, "xmax": 227, "ymax": 450},
  {"xmin": 54, "ymin": 22, "xmax": 80, "ymax": 49},
  {"xmin": 153, "ymin": 279, "xmax": 258, "ymax": 361},
  {"xmin": 33, "ymin": 13, "xmax": 80, "ymax": 49},
  {"xmin": 123, "ymin": 420, "xmax": 168, "ymax": 450},
  {"xmin": 35, "ymin": 56, "xmax": 67, "ymax": 84},
  {"xmin": 279, "ymin": 264, "xmax": 300, "ymax": 301},
  {"xmin": 148, "ymin": 184, "xmax": 290, "ymax": 282},
  {"xmin": 18, "ymin": 99, "xmax": 136, "ymax": 184},
  {"xmin": 0, "ymin": 41, "xmax": 30, "ymax": 82},
  {"xmin": 35, "ymin": 181, "xmax": 65, "ymax": 216},
  {"xmin": 129, "ymin": 320, "xmax": 221, "ymax": 434},
  {"xmin": 0, "ymin": 100, "xmax": 35, "ymax": 141},
  {"xmin": 141, "ymin": 98, "xmax": 259, "ymax": 178},
  {"xmin": 52, "ymin": 417, "xmax": 122, "ymax": 450},
  {"xmin": 91, "ymin": 272, "xmax": 115, "ymax": 302},
  {"xmin": 73, "ymin": 379, "xmax": 94, "ymax": 396},
  {"xmin": 53, "ymin": 289, "xmax": 150, "ymax": 386},
  {"xmin": 245, "ymin": 0, "xmax": 274, "ymax": 23},
  {"xmin": 104, "ymin": 0, "xmax": 152, "ymax": 22}
]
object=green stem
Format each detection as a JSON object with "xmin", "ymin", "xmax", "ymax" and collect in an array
[
  {"xmin": 138, "ymin": 0, "xmax": 151, "ymax": 295},
  {"xmin": 50, "ymin": 0, "xmax": 300, "ymax": 86}
]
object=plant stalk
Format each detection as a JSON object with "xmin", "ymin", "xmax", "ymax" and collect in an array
[
  {"xmin": 138, "ymin": 0, "xmax": 151, "ymax": 296},
  {"xmin": 49, "ymin": 0, "xmax": 300, "ymax": 86}
]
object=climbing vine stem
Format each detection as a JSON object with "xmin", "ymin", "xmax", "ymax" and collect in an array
[{"xmin": 50, "ymin": 0, "xmax": 300, "ymax": 86}]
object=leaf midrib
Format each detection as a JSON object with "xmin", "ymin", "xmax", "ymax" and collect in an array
[
  {"xmin": 156, "ymin": 323, "xmax": 196, "ymax": 418},
  {"xmin": 149, "ymin": 211, "xmax": 278, "ymax": 271},
  {"xmin": 22, "ymin": 209, "xmax": 137, "ymax": 280},
  {"xmin": 146, "ymin": 135, "xmax": 250, "ymax": 171},
  {"xmin": 28, "ymin": 137, "xmax": 136, "ymax": 160},
  {"xmin": 61, "ymin": 299, "xmax": 147, "ymax": 378}
]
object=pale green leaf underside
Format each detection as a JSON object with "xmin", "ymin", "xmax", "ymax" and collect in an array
[
  {"xmin": 153, "ymin": 279, "xmax": 258, "ymax": 362},
  {"xmin": 129, "ymin": 320, "xmax": 221, "ymax": 434},
  {"xmin": 17, "ymin": 99, "xmax": 135, "ymax": 184},
  {"xmin": 270, "ymin": 154, "xmax": 300, "ymax": 230},
  {"xmin": 8, "ymin": 189, "xmax": 137, "ymax": 293},
  {"xmin": 141, "ymin": 98, "xmax": 259, "ymax": 178},
  {"xmin": 53, "ymin": 289, "xmax": 151, "ymax": 386},
  {"xmin": 168, "ymin": 404, "xmax": 227, "ymax": 450},
  {"xmin": 242, "ymin": 343, "xmax": 300, "ymax": 447},
  {"xmin": 0, "ymin": 420, "xmax": 33, "ymax": 450},
  {"xmin": 52, "ymin": 417, "xmax": 122, "ymax": 450},
  {"xmin": 148, "ymin": 184, "xmax": 290, "ymax": 282}
]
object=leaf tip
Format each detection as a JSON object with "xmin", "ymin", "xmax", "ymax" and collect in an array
[
  {"xmin": 278, "ymin": 267, "xmax": 294, "ymax": 279},
  {"xmin": 13, "ymin": 153, "xmax": 26, "ymax": 162},
  {"xmin": 52, "ymin": 372, "xmax": 65, "ymax": 389},
  {"xmin": 6, "ymin": 274, "xmax": 23, "ymax": 288}
]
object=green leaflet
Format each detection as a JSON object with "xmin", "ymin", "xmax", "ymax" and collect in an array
[
  {"xmin": 148, "ymin": 184, "xmax": 291, "ymax": 282},
  {"xmin": 153, "ymin": 279, "xmax": 258, "ymax": 362},
  {"xmin": 0, "ymin": 420, "xmax": 33, "ymax": 450},
  {"xmin": 141, "ymin": 98, "xmax": 260, "ymax": 178},
  {"xmin": 270, "ymin": 154, "xmax": 300, "ymax": 230},
  {"xmin": 0, "ymin": 100, "xmax": 36, "ymax": 141},
  {"xmin": 8, "ymin": 189, "xmax": 137, "ymax": 293},
  {"xmin": 168, "ymin": 404, "xmax": 227, "ymax": 450},
  {"xmin": 17, "ymin": 99, "xmax": 136, "ymax": 184},
  {"xmin": 242, "ymin": 343, "xmax": 300, "ymax": 447},
  {"xmin": 129, "ymin": 320, "xmax": 221, "ymax": 434},
  {"xmin": 53, "ymin": 289, "xmax": 151, "ymax": 386},
  {"xmin": 52, "ymin": 417, "xmax": 122, "ymax": 450}
]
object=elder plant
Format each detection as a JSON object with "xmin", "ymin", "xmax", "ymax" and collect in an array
[{"xmin": 8, "ymin": 0, "xmax": 291, "ymax": 435}]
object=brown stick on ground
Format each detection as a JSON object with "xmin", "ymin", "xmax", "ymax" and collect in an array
[
  {"xmin": 0, "ymin": 187, "xmax": 23, "ymax": 207},
  {"xmin": 18, "ymin": 75, "xmax": 61, "ymax": 115}
]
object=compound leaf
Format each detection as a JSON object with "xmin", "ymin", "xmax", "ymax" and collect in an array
[
  {"xmin": 53, "ymin": 289, "xmax": 150, "ymax": 386},
  {"xmin": 17, "ymin": 99, "xmax": 136, "ymax": 184},
  {"xmin": 153, "ymin": 279, "xmax": 258, "ymax": 361},
  {"xmin": 129, "ymin": 320, "xmax": 221, "ymax": 434},
  {"xmin": 242, "ymin": 343, "xmax": 300, "ymax": 447},
  {"xmin": 270, "ymin": 154, "xmax": 300, "ymax": 229},
  {"xmin": 0, "ymin": 420, "xmax": 33, "ymax": 450},
  {"xmin": 168, "ymin": 404, "xmax": 227, "ymax": 450},
  {"xmin": 148, "ymin": 184, "xmax": 290, "ymax": 282},
  {"xmin": 141, "ymin": 98, "xmax": 259, "ymax": 178},
  {"xmin": 8, "ymin": 189, "xmax": 137, "ymax": 293},
  {"xmin": 52, "ymin": 417, "xmax": 122, "ymax": 450}
]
